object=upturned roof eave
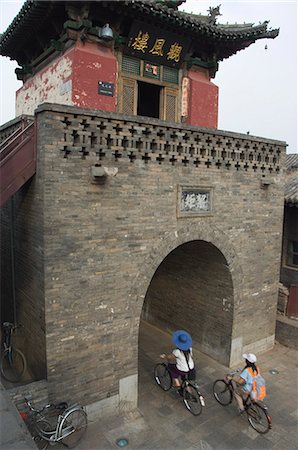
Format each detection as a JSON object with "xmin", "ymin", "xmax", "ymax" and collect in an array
[{"xmin": 0, "ymin": 0, "xmax": 279, "ymax": 64}]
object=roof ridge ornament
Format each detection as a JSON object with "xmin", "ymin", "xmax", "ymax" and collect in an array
[
  {"xmin": 155, "ymin": 0, "xmax": 186, "ymax": 10},
  {"xmin": 208, "ymin": 5, "xmax": 222, "ymax": 25}
]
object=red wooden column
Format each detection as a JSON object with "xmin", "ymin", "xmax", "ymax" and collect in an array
[{"xmin": 287, "ymin": 285, "xmax": 298, "ymax": 318}]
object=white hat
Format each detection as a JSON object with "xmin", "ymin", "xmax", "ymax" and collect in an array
[{"xmin": 243, "ymin": 353, "xmax": 257, "ymax": 363}]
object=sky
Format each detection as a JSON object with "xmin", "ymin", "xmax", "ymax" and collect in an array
[{"xmin": 0, "ymin": 0, "xmax": 297, "ymax": 153}]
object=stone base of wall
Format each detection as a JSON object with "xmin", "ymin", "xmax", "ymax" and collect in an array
[
  {"xmin": 275, "ymin": 314, "xmax": 298, "ymax": 350},
  {"xmin": 7, "ymin": 379, "xmax": 49, "ymax": 414},
  {"xmin": 86, "ymin": 373, "xmax": 138, "ymax": 421},
  {"xmin": 6, "ymin": 374, "xmax": 138, "ymax": 422},
  {"xmin": 230, "ymin": 334, "xmax": 275, "ymax": 367},
  {"xmin": 243, "ymin": 334, "xmax": 275, "ymax": 356}
]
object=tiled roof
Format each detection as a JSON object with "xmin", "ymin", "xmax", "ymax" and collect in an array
[
  {"xmin": 285, "ymin": 177, "xmax": 298, "ymax": 205},
  {"xmin": 0, "ymin": 0, "xmax": 279, "ymax": 66},
  {"xmin": 286, "ymin": 153, "xmax": 298, "ymax": 169}
]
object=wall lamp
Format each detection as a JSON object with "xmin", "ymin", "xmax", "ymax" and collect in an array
[
  {"xmin": 91, "ymin": 164, "xmax": 118, "ymax": 184},
  {"xmin": 260, "ymin": 178, "xmax": 272, "ymax": 189},
  {"xmin": 98, "ymin": 24, "xmax": 114, "ymax": 41}
]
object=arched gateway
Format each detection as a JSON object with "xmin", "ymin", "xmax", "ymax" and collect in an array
[
  {"xmin": 0, "ymin": 0, "xmax": 285, "ymax": 420},
  {"xmin": 133, "ymin": 223, "xmax": 243, "ymax": 368}
]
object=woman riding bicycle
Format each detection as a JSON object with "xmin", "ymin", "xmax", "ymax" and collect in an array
[
  {"xmin": 227, "ymin": 352, "xmax": 259, "ymax": 414},
  {"xmin": 160, "ymin": 330, "xmax": 195, "ymax": 394}
]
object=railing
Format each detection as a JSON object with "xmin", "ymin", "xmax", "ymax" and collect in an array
[{"xmin": 0, "ymin": 117, "xmax": 36, "ymax": 206}]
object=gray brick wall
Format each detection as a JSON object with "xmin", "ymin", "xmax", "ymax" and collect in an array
[
  {"xmin": 275, "ymin": 316, "xmax": 298, "ymax": 350},
  {"xmin": 1, "ymin": 103, "xmax": 286, "ymax": 409},
  {"xmin": 0, "ymin": 116, "xmax": 46, "ymax": 380}
]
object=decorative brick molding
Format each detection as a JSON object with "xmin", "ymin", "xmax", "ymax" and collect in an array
[{"xmin": 36, "ymin": 103, "xmax": 285, "ymax": 175}]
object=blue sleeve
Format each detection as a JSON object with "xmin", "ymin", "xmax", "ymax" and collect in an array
[{"xmin": 240, "ymin": 368, "xmax": 253, "ymax": 392}]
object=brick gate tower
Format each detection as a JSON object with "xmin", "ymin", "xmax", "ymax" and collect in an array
[{"xmin": 0, "ymin": 1, "xmax": 285, "ymax": 417}]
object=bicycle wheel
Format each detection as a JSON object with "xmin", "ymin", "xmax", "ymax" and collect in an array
[
  {"xmin": 247, "ymin": 403, "xmax": 271, "ymax": 434},
  {"xmin": 59, "ymin": 408, "xmax": 87, "ymax": 448},
  {"xmin": 183, "ymin": 385, "xmax": 202, "ymax": 416},
  {"xmin": 213, "ymin": 379, "xmax": 233, "ymax": 406},
  {"xmin": 154, "ymin": 363, "xmax": 172, "ymax": 391},
  {"xmin": 0, "ymin": 347, "xmax": 27, "ymax": 382},
  {"xmin": 34, "ymin": 419, "xmax": 52, "ymax": 450}
]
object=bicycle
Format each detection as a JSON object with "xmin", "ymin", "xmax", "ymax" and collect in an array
[
  {"xmin": 154, "ymin": 361, "xmax": 205, "ymax": 416},
  {"xmin": 21, "ymin": 397, "xmax": 88, "ymax": 449},
  {"xmin": 0, "ymin": 322, "xmax": 27, "ymax": 382},
  {"xmin": 21, "ymin": 398, "xmax": 68, "ymax": 449},
  {"xmin": 213, "ymin": 370, "xmax": 272, "ymax": 434}
]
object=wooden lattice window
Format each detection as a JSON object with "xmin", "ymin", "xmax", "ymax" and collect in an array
[
  {"xmin": 119, "ymin": 57, "xmax": 179, "ymax": 122},
  {"xmin": 121, "ymin": 78, "xmax": 136, "ymax": 116},
  {"xmin": 122, "ymin": 56, "xmax": 140, "ymax": 75},
  {"xmin": 287, "ymin": 241, "xmax": 298, "ymax": 267},
  {"xmin": 164, "ymin": 87, "xmax": 178, "ymax": 122},
  {"xmin": 163, "ymin": 66, "xmax": 179, "ymax": 84}
]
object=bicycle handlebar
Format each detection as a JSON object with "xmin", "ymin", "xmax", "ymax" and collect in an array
[
  {"xmin": 227, "ymin": 368, "xmax": 241, "ymax": 377},
  {"xmin": 24, "ymin": 397, "xmax": 68, "ymax": 414},
  {"xmin": 2, "ymin": 322, "xmax": 22, "ymax": 333}
]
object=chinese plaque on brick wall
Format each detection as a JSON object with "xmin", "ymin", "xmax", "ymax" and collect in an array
[
  {"xmin": 180, "ymin": 189, "xmax": 211, "ymax": 214},
  {"xmin": 125, "ymin": 20, "xmax": 191, "ymax": 68}
]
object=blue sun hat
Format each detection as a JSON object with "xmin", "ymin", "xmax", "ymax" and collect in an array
[{"xmin": 172, "ymin": 330, "xmax": 192, "ymax": 350}]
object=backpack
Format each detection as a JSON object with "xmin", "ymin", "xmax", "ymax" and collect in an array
[{"xmin": 247, "ymin": 366, "xmax": 266, "ymax": 401}]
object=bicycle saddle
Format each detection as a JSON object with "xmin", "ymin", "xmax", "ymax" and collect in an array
[{"xmin": 57, "ymin": 402, "xmax": 68, "ymax": 410}]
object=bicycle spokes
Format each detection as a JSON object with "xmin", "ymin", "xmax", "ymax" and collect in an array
[
  {"xmin": 213, "ymin": 379, "xmax": 233, "ymax": 406},
  {"xmin": 60, "ymin": 409, "xmax": 88, "ymax": 448},
  {"xmin": 154, "ymin": 363, "xmax": 172, "ymax": 391},
  {"xmin": 247, "ymin": 404, "xmax": 270, "ymax": 434},
  {"xmin": 183, "ymin": 385, "xmax": 203, "ymax": 416},
  {"xmin": 1, "ymin": 348, "xmax": 26, "ymax": 382}
]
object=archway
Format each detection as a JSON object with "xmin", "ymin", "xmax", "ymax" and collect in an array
[
  {"xmin": 132, "ymin": 221, "xmax": 244, "ymax": 367},
  {"xmin": 127, "ymin": 223, "xmax": 244, "ymax": 411},
  {"xmin": 141, "ymin": 240, "xmax": 233, "ymax": 364}
]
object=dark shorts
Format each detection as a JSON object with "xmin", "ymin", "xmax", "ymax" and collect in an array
[{"xmin": 168, "ymin": 364, "xmax": 196, "ymax": 381}]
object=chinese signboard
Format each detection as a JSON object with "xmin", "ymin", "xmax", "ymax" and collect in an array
[
  {"xmin": 181, "ymin": 77, "xmax": 189, "ymax": 117},
  {"xmin": 180, "ymin": 188, "xmax": 212, "ymax": 215},
  {"xmin": 125, "ymin": 21, "xmax": 191, "ymax": 68},
  {"xmin": 98, "ymin": 81, "xmax": 114, "ymax": 96}
]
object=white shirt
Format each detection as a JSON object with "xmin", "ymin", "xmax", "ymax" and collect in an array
[{"xmin": 173, "ymin": 348, "xmax": 194, "ymax": 371}]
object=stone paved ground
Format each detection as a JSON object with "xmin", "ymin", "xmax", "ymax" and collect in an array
[
  {"xmin": 2, "ymin": 320, "xmax": 297, "ymax": 449},
  {"xmin": 75, "ymin": 320, "xmax": 297, "ymax": 450}
]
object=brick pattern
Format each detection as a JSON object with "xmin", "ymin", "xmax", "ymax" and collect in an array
[
  {"xmin": 275, "ymin": 316, "xmax": 298, "ymax": 350},
  {"xmin": 55, "ymin": 107, "xmax": 283, "ymax": 174},
  {"xmin": 142, "ymin": 241, "xmax": 234, "ymax": 364},
  {"xmin": 0, "ymin": 114, "xmax": 46, "ymax": 380},
  {"xmin": 1, "ymin": 103, "xmax": 287, "ymax": 408}
]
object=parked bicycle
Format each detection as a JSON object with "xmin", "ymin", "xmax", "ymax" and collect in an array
[
  {"xmin": 154, "ymin": 360, "xmax": 205, "ymax": 416},
  {"xmin": 21, "ymin": 398, "xmax": 67, "ymax": 449},
  {"xmin": 0, "ymin": 322, "xmax": 27, "ymax": 382},
  {"xmin": 21, "ymin": 397, "xmax": 87, "ymax": 449},
  {"xmin": 213, "ymin": 370, "xmax": 272, "ymax": 434}
]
